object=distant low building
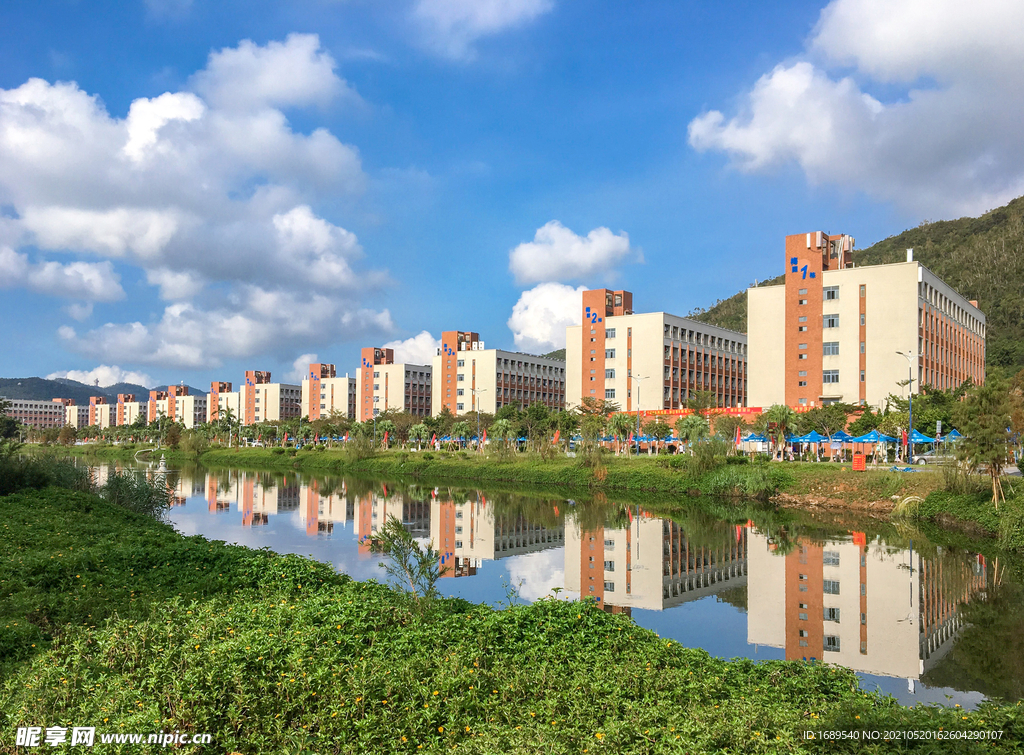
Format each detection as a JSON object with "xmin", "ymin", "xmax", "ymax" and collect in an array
[{"xmin": 1, "ymin": 397, "xmax": 67, "ymax": 429}]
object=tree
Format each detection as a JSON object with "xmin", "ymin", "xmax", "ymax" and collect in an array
[
  {"xmin": 0, "ymin": 398, "xmax": 18, "ymax": 439},
  {"xmin": 58, "ymin": 425, "xmax": 77, "ymax": 446},
  {"xmin": 377, "ymin": 419, "xmax": 397, "ymax": 448},
  {"xmin": 760, "ymin": 404, "xmax": 797, "ymax": 459},
  {"xmin": 687, "ymin": 390, "xmax": 719, "ymax": 420},
  {"xmin": 643, "ymin": 419, "xmax": 672, "ymax": 453},
  {"xmin": 675, "ymin": 414, "xmax": 710, "ymax": 453},
  {"xmin": 554, "ymin": 410, "xmax": 579, "ymax": 449},
  {"xmin": 579, "ymin": 414, "xmax": 606, "ymax": 450},
  {"xmin": 490, "ymin": 418, "xmax": 516, "ymax": 450},
  {"xmin": 712, "ymin": 414, "xmax": 747, "ymax": 444},
  {"xmin": 798, "ymin": 403, "xmax": 854, "ymax": 438},
  {"xmin": 451, "ymin": 421, "xmax": 471, "ymax": 449},
  {"xmin": 522, "ymin": 402, "xmax": 550, "ymax": 448},
  {"xmin": 574, "ymin": 397, "xmax": 619, "ymax": 416},
  {"xmin": 848, "ymin": 407, "xmax": 880, "ymax": 436},
  {"xmin": 372, "ymin": 515, "xmax": 448, "ymax": 609},
  {"xmin": 408, "ymin": 423, "xmax": 429, "ymax": 450},
  {"xmin": 954, "ymin": 379, "xmax": 1013, "ymax": 506},
  {"xmin": 608, "ymin": 413, "xmax": 635, "ymax": 456}
]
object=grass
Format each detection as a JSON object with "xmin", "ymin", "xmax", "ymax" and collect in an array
[{"xmin": 2, "ymin": 486, "xmax": 1022, "ymax": 754}]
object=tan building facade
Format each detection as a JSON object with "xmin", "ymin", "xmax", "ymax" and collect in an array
[
  {"xmin": 566, "ymin": 289, "xmax": 748, "ymax": 412},
  {"xmin": 302, "ymin": 363, "xmax": 356, "ymax": 421},
  {"xmin": 431, "ymin": 330, "xmax": 565, "ymax": 416},
  {"xmin": 748, "ymin": 235, "xmax": 985, "ymax": 410},
  {"xmin": 357, "ymin": 348, "xmax": 431, "ymax": 420},
  {"xmin": 242, "ymin": 370, "xmax": 301, "ymax": 425}
]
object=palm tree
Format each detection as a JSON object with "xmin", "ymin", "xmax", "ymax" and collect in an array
[
  {"xmin": 490, "ymin": 418, "xmax": 516, "ymax": 450},
  {"xmin": 608, "ymin": 413, "xmax": 634, "ymax": 457},
  {"xmin": 377, "ymin": 419, "xmax": 397, "ymax": 449},
  {"xmin": 451, "ymin": 421, "xmax": 471, "ymax": 449},
  {"xmin": 675, "ymin": 414, "xmax": 710, "ymax": 454},
  {"xmin": 762, "ymin": 404, "xmax": 797, "ymax": 460},
  {"xmin": 408, "ymin": 423, "xmax": 429, "ymax": 450}
]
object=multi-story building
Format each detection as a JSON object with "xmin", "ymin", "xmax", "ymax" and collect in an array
[
  {"xmin": 746, "ymin": 529, "xmax": 987, "ymax": 681},
  {"xmin": 566, "ymin": 289, "xmax": 748, "ymax": 412},
  {"xmin": 564, "ymin": 514, "xmax": 747, "ymax": 612},
  {"xmin": 61, "ymin": 400, "xmax": 90, "ymax": 429},
  {"xmin": 147, "ymin": 386, "xmax": 207, "ymax": 427},
  {"xmin": 208, "ymin": 382, "xmax": 241, "ymax": 423},
  {"xmin": 1, "ymin": 397, "xmax": 67, "ymax": 429},
  {"xmin": 357, "ymin": 348, "xmax": 432, "ymax": 421},
  {"xmin": 302, "ymin": 363, "xmax": 357, "ymax": 421},
  {"xmin": 431, "ymin": 331, "xmax": 565, "ymax": 416},
  {"xmin": 116, "ymin": 394, "xmax": 144, "ymax": 426},
  {"xmin": 242, "ymin": 370, "xmax": 301, "ymax": 425},
  {"xmin": 748, "ymin": 234, "xmax": 986, "ymax": 409}
]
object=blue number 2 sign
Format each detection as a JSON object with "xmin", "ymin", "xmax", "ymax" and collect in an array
[{"xmin": 790, "ymin": 257, "xmax": 816, "ymax": 279}]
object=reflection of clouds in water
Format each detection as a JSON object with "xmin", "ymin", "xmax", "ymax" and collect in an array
[{"xmin": 505, "ymin": 549, "xmax": 566, "ymax": 602}]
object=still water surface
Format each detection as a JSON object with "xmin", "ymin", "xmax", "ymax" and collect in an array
[{"xmin": 99, "ymin": 462, "xmax": 1023, "ymax": 710}]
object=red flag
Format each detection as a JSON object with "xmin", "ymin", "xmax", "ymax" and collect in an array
[
  {"xmin": 628, "ymin": 432, "xmax": 634, "ymax": 442},
  {"xmin": 902, "ymin": 429, "xmax": 909, "ymax": 447},
  {"xmin": 735, "ymin": 425, "xmax": 742, "ymax": 447},
  {"xmin": 481, "ymin": 430, "xmax": 487, "ymax": 445},
  {"xmin": 283, "ymin": 432, "xmax": 288, "ymax": 444},
  {"xmin": 344, "ymin": 433, "xmax": 349, "ymax": 442},
  {"xmin": 383, "ymin": 431, "xmax": 389, "ymax": 445},
  {"xmin": 314, "ymin": 433, "xmax": 319, "ymax": 443},
  {"xmin": 431, "ymin": 433, "xmax": 437, "ymax": 445},
  {"xmin": 552, "ymin": 429, "xmax": 560, "ymax": 444}
]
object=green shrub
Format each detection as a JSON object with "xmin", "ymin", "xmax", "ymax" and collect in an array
[
  {"xmin": 421, "ymin": 452, "xmax": 434, "ymax": 460},
  {"xmin": 998, "ymin": 501, "xmax": 1024, "ymax": 553},
  {"xmin": 0, "ymin": 450, "xmax": 92, "ymax": 496},
  {"xmin": 725, "ymin": 456, "xmax": 749, "ymax": 465},
  {"xmin": 100, "ymin": 470, "xmax": 172, "ymax": 518},
  {"xmin": 287, "ymin": 448, "xmax": 298, "ymax": 457},
  {"xmin": 456, "ymin": 451, "xmax": 469, "ymax": 460},
  {"xmin": 272, "ymin": 447, "xmax": 286, "ymax": 455}
]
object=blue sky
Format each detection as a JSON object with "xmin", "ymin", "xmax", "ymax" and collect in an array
[{"xmin": 2, "ymin": 0, "xmax": 1022, "ymax": 389}]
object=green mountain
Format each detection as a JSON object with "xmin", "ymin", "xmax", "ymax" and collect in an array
[
  {"xmin": 543, "ymin": 348, "xmax": 567, "ymax": 361},
  {"xmin": 0, "ymin": 377, "xmax": 206, "ymax": 404},
  {"xmin": 690, "ymin": 195, "xmax": 1024, "ymax": 372}
]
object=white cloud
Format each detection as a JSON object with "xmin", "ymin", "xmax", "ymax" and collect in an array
[
  {"xmin": 688, "ymin": 0, "xmax": 1024, "ymax": 216},
  {"xmin": 507, "ymin": 282, "xmax": 583, "ymax": 353},
  {"xmin": 66, "ymin": 302, "xmax": 93, "ymax": 321},
  {"xmin": 47, "ymin": 365, "xmax": 153, "ymax": 388},
  {"xmin": 144, "ymin": 268, "xmax": 205, "ymax": 300},
  {"xmin": 505, "ymin": 549, "xmax": 566, "ymax": 603},
  {"xmin": 0, "ymin": 245, "xmax": 124, "ymax": 301},
  {"xmin": 413, "ymin": 0, "xmax": 554, "ymax": 59},
  {"xmin": 61, "ymin": 287, "xmax": 395, "ymax": 369},
  {"xmin": 382, "ymin": 330, "xmax": 440, "ymax": 365},
  {"xmin": 0, "ymin": 35, "xmax": 397, "ymax": 370},
  {"xmin": 288, "ymin": 353, "xmax": 319, "ymax": 383},
  {"xmin": 190, "ymin": 33, "xmax": 354, "ymax": 112},
  {"xmin": 509, "ymin": 221, "xmax": 635, "ymax": 286}
]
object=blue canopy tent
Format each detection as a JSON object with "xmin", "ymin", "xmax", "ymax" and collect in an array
[
  {"xmin": 830, "ymin": 430, "xmax": 853, "ymax": 442},
  {"xmin": 743, "ymin": 433, "xmax": 768, "ymax": 442},
  {"xmin": 851, "ymin": 430, "xmax": 897, "ymax": 443},
  {"xmin": 909, "ymin": 429, "xmax": 936, "ymax": 444},
  {"xmin": 798, "ymin": 430, "xmax": 828, "ymax": 443},
  {"xmin": 942, "ymin": 428, "xmax": 963, "ymax": 441}
]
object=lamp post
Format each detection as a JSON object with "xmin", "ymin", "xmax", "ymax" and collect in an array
[
  {"xmin": 470, "ymin": 388, "xmax": 487, "ymax": 450},
  {"xmin": 372, "ymin": 396, "xmax": 379, "ymax": 446},
  {"xmin": 896, "ymin": 351, "xmax": 916, "ymax": 461},
  {"xmin": 633, "ymin": 374, "xmax": 648, "ymax": 453}
]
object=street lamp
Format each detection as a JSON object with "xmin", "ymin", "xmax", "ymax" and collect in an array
[
  {"xmin": 470, "ymin": 388, "xmax": 487, "ymax": 450},
  {"xmin": 896, "ymin": 351, "xmax": 917, "ymax": 461},
  {"xmin": 372, "ymin": 396, "xmax": 379, "ymax": 446},
  {"xmin": 632, "ymin": 373, "xmax": 648, "ymax": 451}
]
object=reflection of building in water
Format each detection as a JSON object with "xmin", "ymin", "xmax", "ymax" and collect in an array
[
  {"xmin": 355, "ymin": 489, "xmax": 432, "ymax": 553},
  {"xmin": 432, "ymin": 495, "xmax": 565, "ymax": 579},
  {"xmin": 299, "ymin": 480, "xmax": 356, "ymax": 537},
  {"xmin": 746, "ymin": 530, "xmax": 988, "ymax": 682},
  {"xmin": 564, "ymin": 515, "xmax": 747, "ymax": 612}
]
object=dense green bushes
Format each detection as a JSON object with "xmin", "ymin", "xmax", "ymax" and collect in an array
[
  {"xmin": 2, "ymin": 487, "xmax": 1021, "ymax": 754},
  {"xmin": 0, "ymin": 448, "xmax": 91, "ymax": 496}
]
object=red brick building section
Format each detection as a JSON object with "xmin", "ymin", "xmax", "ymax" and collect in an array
[
  {"xmin": 359, "ymin": 348, "xmax": 394, "ymax": 421},
  {"xmin": 307, "ymin": 363, "xmax": 336, "ymax": 420},
  {"xmin": 579, "ymin": 290, "xmax": 632, "ymax": 408},
  {"xmin": 209, "ymin": 382, "xmax": 232, "ymax": 422},
  {"xmin": 244, "ymin": 370, "xmax": 271, "ymax": 426}
]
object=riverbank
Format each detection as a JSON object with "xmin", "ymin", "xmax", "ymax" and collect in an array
[
  {"xmin": 2, "ymin": 485, "xmax": 1020, "ymax": 754},
  {"xmin": 56, "ymin": 443, "xmax": 945, "ymax": 504}
]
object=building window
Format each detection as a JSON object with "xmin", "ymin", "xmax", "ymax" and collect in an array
[
  {"xmin": 823, "ymin": 314, "xmax": 840, "ymax": 328},
  {"xmin": 457, "ymin": 374, "xmax": 464, "ymax": 381},
  {"xmin": 860, "ymin": 341, "xmax": 865, "ymax": 353},
  {"xmin": 823, "ymin": 286, "xmax": 839, "ymax": 300},
  {"xmin": 373, "ymin": 371, "xmax": 380, "ymax": 378},
  {"xmin": 604, "ymin": 560, "xmax": 614, "ymax": 570},
  {"xmin": 823, "ymin": 342, "xmax": 839, "ymax": 356},
  {"xmin": 456, "ymin": 389, "xmax": 464, "ymax": 396},
  {"xmin": 798, "ymin": 288, "xmax": 807, "ymax": 295},
  {"xmin": 798, "ymin": 343, "xmax": 807, "ymax": 349},
  {"xmin": 823, "ymin": 580, "xmax": 840, "ymax": 594},
  {"xmin": 798, "ymin": 370, "xmax": 807, "ymax": 377},
  {"xmin": 860, "ymin": 370, "xmax": 866, "ymax": 382},
  {"xmin": 605, "ymin": 389, "xmax": 616, "ymax": 399},
  {"xmin": 798, "ymin": 398, "xmax": 807, "ymax": 405},
  {"xmin": 824, "ymin": 635, "xmax": 841, "ymax": 652},
  {"xmin": 823, "ymin": 370, "xmax": 840, "ymax": 383},
  {"xmin": 604, "ymin": 581, "xmax": 615, "ymax": 591},
  {"xmin": 798, "ymin": 316, "xmax": 807, "ymax": 322},
  {"xmin": 798, "ymin": 354, "xmax": 807, "ymax": 360},
  {"xmin": 860, "ymin": 314, "xmax": 866, "ymax": 326},
  {"xmin": 605, "ymin": 349, "xmax": 615, "ymax": 358},
  {"xmin": 798, "ymin": 299, "xmax": 807, "ymax": 305},
  {"xmin": 605, "ymin": 369, "xmax": 615, "ymax": 378},
  {"xmin": 798, "ymin": 381, "xmax": 807, "ymax": 387},
  {"xmin": 606, "ymin": 328, "xmax": 616, "ymax": 338},
  {"xmin": 456, "ymin": 403, "xmax": 464, "ymax": 411},
  {"xmin": 798, "ymin": 326, "xmax": 808, "ymax": 332},
  {"xmin": 860, "ymin": 285, "xmax": 866, "ymax": 297},
  {"xmin": 823, "ymin": 551, "xmax": 840, "ymax": 566}
]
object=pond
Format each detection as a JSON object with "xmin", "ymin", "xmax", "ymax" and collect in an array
[{"xmin": 94, "ymin": 461, "xmax": 1023, "ymax": 710}]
